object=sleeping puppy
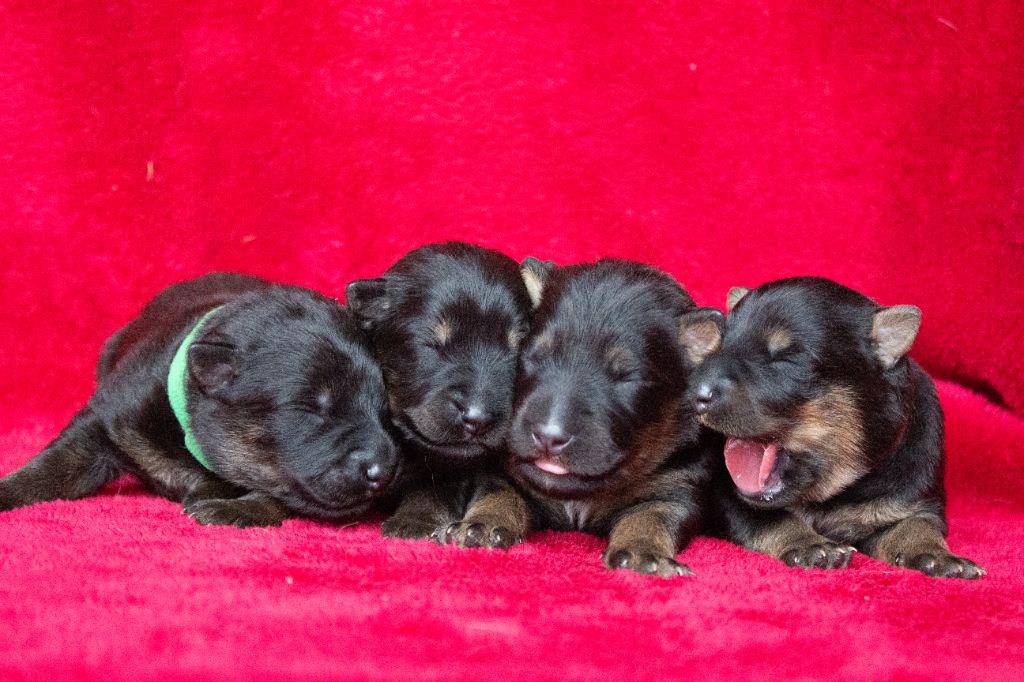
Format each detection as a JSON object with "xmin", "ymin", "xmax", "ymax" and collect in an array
[
  {"xmin": 0, "ymin": 273, "xmax": 399, "ymax": 526},
  {"xmin": 688, "ymin": 277, "xmax": 983, "ymax": 578},
  {"xmin": 469, "ymin": 257, "xmax": 722, "ymax": 577},
  {"xmin": 346, "ymin": 242, "xmax": 532, "ymax": 548}
]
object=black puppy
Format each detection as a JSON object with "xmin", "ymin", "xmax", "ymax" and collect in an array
[
  {"xmin": 474, "ymin": 257, "xmax": 722, "ymax": 577},
  {"xmin": 687, "ymin": 277, "xmax": 983, "ymax": 578},
  {"xmin": 346, "ymin": 242, "xmax": 532, "ymax": 548},
  {"xmin": 0, "ymin": 273, "xmax": 398, "ymax": 526}
]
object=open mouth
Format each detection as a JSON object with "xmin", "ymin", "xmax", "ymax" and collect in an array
[{"xmin": 724, "ymin": 436, "xmax": 789, "ymax": 498}]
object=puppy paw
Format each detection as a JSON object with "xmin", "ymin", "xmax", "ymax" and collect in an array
[
  {"xmin": 780, "ymin": 541, "xmax": 855, "ymax": 569},
  {"xmin": 381, "ymin": 515, "xmax": 438, "ymax": 540},
  {"xmin": 183, "ymin": 498, "xmax": 285, "ymax": 528},
  {"xmin": 435, "ymin": 521, "xmax": 522, "ymax": 550},
  {"xmin": 602, "ymin": 547, "xmax": 693, "ymax": 578},
  {"xmin": 894, "ymin": 551, "xmax": 985, "ymax": 579}
]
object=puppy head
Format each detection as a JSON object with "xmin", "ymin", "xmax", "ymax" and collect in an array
[
  {"xmin": 188, "ymin": 287, "xmax": 399, "ymax": 520},
  {"xmin": 346, "ymin": 242, "xmax": 531, "ymax": 461},
  {"xmin": 509, "ymin": 258, "xmax": 714, "ymax": 499},
  {"xmin": 687, "ymin": 277, "xmax": 921, "ymax": 508}
]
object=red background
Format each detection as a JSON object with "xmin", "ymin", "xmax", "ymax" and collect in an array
[{"xmin": 1, "ymin": 2, "xmax": 1022, "ymax": 679}]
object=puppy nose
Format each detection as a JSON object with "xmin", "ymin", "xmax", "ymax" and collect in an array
[
  {"xmin": 349, "ymin": 450, "xmax": 390, "ymax": 491},
  {"xmin": 531, "ymin": 422, "xmax": 573, "ymax": 454},
  {"xmin": 457, "ymin": 402, "xmax": 495, "ymax": 436},
  {"xmin": 363, "ymin": 462, "xmax": 385, "ymax": 489},
  {"xmin": 693, "ymin": 382, "xmax": 718, "ymax": 414}
]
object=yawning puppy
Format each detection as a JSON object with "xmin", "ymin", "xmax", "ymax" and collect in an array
[
  {"xmin": 488, "ymin": 257, "xmax": 721, "ymax": 577},
  {"xmin": 0, "ymin": 273, "xmax": 399, "ymax": 526},
  {"xmin": 688, "ymin": 277, "xmax": 983, "ymax": 578},
  {"xmin": 346, "ymin": 242, "xmax": 532, "ymax": 547}
]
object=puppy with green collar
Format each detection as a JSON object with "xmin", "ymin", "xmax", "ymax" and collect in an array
[{"xmin": 0, "ymin": 273, "xmax": 398, "ymax": 526}]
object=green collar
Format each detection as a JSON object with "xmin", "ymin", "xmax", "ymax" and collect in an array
[{"xmin": 167, "ymin": 307, "xmax": 222, "ymax": 471}]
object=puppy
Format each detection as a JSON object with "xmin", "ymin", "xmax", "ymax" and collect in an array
[
  {"xmin": 688, "ymin": 277, "xmax": 983, "ymax": 578},
  {"xmin": 0, "ymin": 273, "xmax": 399, "ymax": 526},
  {"xmin": 474, "ymin": 257, "xmax": 722, "ymax": 577},
  {"xmin": 346, "ymin": 242, "xmax": 532, "ymax": 548}
]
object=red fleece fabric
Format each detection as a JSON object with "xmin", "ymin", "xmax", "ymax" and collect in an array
[{"xmin": 1, "ymin": 2, "xmax": 1022, "ymax": 679}]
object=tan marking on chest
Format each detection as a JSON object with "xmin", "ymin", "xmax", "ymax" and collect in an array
[{"xmin": 562, "ymin": 501, "xmax": 592, "ymax": 531}]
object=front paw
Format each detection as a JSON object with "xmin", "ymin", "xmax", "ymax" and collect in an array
[
  {"xmin": 381, "ymin": 515, "xmax": 438, "ymax": 540},
  {"xmin": 780, "ymin": 541, "xmax": 855, "ymax": 569},
  {"xmin": 894, "ymin": 551, "xmax": 985, "ymax": 579},
  {"xmin": 435, "ymin": 521, "xmax": 522, "ymax": 550},
  {"xmin": 602, "ymin": 547, "xmax": 693, "ymax": 578},
  {"xmin": 183, "ymin": 498, "xmax": 285, "ymax": 528}
]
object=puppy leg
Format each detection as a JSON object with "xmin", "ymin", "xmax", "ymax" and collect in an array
[
  {"xmin": 183, "ymin": 489, "xmax": 290, "ymax": 528},
  {"xmin": 0, "ymin": 406, "xmax": 122, "ymax": 511},
  {"xmin": 726, "ymin": 502, "xmax": 854, "ymax": 569},
  {"xmin": 382, "ymin": 484, "xmax": 454, "ymax": 540},
  {"xmin": 114, "ymin": 426, "xmax": 284, "ymax": 527},
  {"xmin": 438, "ymin": 475, "xmax": 529, "ymax": 550},
  {"xmin": 603, "ymin": 501, "xmax": 695, "ymax": 578},
  {"xmin": 866, "ymin": 515, "xmax": 984, "ymax": 579}
]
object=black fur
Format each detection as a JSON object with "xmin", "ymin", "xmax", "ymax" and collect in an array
[
  {"xmin": 507, "ymin": 258, "xmax": 719, "ymax": 577},
  {"xmin": 0, "ymin": 273, "xmax": 399, "ymax": 526},
  {"xmin": 691, "ymin": 277, "xmax": 983, "ymax": 578},
  {"xmin": 346, "ymin": 242, "xmax": 531, "ymax": 541}
]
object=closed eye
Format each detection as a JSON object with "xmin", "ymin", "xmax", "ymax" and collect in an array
[
  {"xmin": 769, "ymin": 345, "xmax": 802, "ymax": 363},
  {"xmin": 610, "ymin": 366, "xmax": 640, "ymax": 383},
  {"xmin": 292, "ymin": 404, "xmax": 328, "ymax": 421}
]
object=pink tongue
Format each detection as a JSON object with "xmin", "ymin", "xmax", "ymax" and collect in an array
[
  {"xmin": 535, "ymin": 458, "xmax": 569, "ymax": 476},
  {"xmin": 724, "ymin": 438, "xmax": 779, "ymax": 494}
]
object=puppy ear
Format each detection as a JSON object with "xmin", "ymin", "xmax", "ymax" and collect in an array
[
  {"xmin": 521, "ymin": 256, "xmax": 554, "ymax": 309},
  {"xmin": 871, "ymin": 305, "xmax": 921, "ymax": 369},
  {"xmin": 345, "ymin": 278, "xmax": 390, "ymax": 330},
  {"xmin": 726, "ymin": 287, "xmax": 750, "ymax": 312},
  {"xmin": 188, "ymin": 342, "xmax": 237, "ymax": 394},
  {"xmin": 679, "ymin": 307, "xmax": 725, "ymax": 364}
]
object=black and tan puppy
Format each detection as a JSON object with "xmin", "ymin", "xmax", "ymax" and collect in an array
[
  {"xmin": 467, "ymin": 257, "xmax": 722, "ymax": 577},
  {"xmin": 688, "ymin": 277, "xmax": 983, "ymax": 578},
  {"xmin": 346, "ymin": 242, "xmax": 532, "ymax": 548},
  {"xmin": 0, "ymin": 273, "xmax": 399, "ymax": 526}
]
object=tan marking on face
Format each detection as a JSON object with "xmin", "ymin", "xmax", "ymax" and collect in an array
[
  {"xmin": 605, "ymin": 346, "xmax": 637, "ymax": 376},
  {"xmin": 679, "ymin": 317, "xmax": 722, "ymax": 364},
  {"xmin": 432, "ymin": 318, "xmax": 453, "ymax": 345},
  {"xmin": 766, "ymin": 328, "xmax": 793, "ymax": 355},
  {"xmin": 783, "ymin": 386, "xmax": 867, "ymax": 502},
  {"xmin": 619, "ymin": 402, "xmax": 686, "ymax": 483},
  {"xmin": 218, "ymin": 434, "xmax": 288, "ymax": 494}
]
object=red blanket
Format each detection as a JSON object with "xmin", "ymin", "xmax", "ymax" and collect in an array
[{"xmin": 2, "ymin": 2, "xmax": 1022, "ymax": 679}]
